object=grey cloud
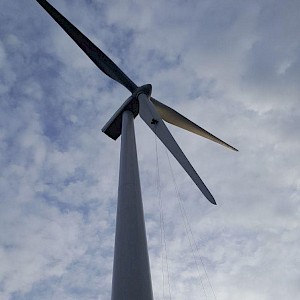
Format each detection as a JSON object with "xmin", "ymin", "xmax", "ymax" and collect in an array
[{"xmin": 1, "ymin": 0, "xmax": 299, "ymax": 299}]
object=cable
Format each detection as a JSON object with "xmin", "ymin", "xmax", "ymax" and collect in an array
[
  {"xmin": 155, "ymin": 136, "xmax": 165, "ymax": 299},
  {"xmin": 165, "ymin": 148, "xmax": 218, "ymax": 300},
  {"xmin": 155, "ymin": 134, "xmax": 172, "ymax": 300}
]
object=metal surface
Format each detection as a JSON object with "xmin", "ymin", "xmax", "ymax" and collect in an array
[
  {"xmin": 36, "ymin": 1, "xmax": 238, "ymax": 297},
  {"xmin": 102, "ymin": 95, "xmax": 138, "ymax": 140},
  {"xmin": 139, "ymin": 94, "xmax": 217, "ymax": 205},
  {"xmin": 102, "ymin": 85, "xmax": 152, "ymax": 140},
  {"xmin": 111, "ymin": 110, "xmax": 153, "ymax": 300},
  {"xmin": 151, "ymin": 97, "xmax": 238, "ymax": 151}
]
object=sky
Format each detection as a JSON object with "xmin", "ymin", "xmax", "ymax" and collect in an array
[{"xmin": 1, "ymin": 0, "xmax": 300, "ymax": 299}]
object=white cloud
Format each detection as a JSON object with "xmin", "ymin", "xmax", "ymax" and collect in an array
[{"xmin": 0, "ymin": 0, "xmax": 299, "ymax": 299}]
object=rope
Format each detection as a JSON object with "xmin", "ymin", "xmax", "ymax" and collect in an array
[
  {"xmin": 165, "ymin": 148, "xmax": 218, "ymax": 300},
  {"xmin": 155, "ymin": 134, "xmax": 172, "ymax": 300}
]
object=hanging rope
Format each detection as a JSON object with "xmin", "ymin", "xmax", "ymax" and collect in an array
[
  {"xmin": 155, "ymin": 134, "xmax": 172, "ymax": 300},
  {"xmin": 165, "ymin": 148, "xmax": 218, "ymax": 300}
]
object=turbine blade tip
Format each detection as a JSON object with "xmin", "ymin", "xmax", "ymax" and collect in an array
[{"xmin": 210, "ymin": 198, "xmax": 217, "ymax": 205}]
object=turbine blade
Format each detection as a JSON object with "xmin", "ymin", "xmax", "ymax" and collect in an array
[
  {"xmin": 138, "ymin": 94, "xmax": 216, "ymax": 205},
  {"xmin": 151, "ymin": 98, "xmax": 238, "ymax": 152},
  {"xmin": 36, "ymin": 0, "xmax": 137, "ymax": 93}
]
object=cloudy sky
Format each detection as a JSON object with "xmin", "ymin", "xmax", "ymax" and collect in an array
[{"xmin": 1, "ymin": 0, "xmax": 300, "ymax": 299}]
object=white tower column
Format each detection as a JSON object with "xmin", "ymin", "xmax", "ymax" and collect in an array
[{"xmin": 111, "ymin": 109, "xmax": 153, "ymax": 300}]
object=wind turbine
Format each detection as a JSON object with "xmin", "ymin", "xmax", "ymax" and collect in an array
[{"xmin": 36, "ymin": 1, "xmax": 238, "ymax": 299}]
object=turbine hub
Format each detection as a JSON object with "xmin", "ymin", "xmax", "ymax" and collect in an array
[{"xmin": 133, "ymin": 84, "xmax": 152, "ymax": 99}]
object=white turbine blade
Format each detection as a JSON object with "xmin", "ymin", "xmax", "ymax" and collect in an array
[
  {"xmin": 151, "ymin": 98, "xmax": 238, "ymax": 152},
  {"xmin": 36, "ymin": 0, "xmax": 137, "ymax": 93},
  {"xmin": 138, "ymin": 94, "xmax": 216, "ymax": 205}
]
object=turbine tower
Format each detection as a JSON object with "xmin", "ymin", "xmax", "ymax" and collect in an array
[{"xmin": 36, "ymin": 1, "xmax": 238, "ymax": 299}]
